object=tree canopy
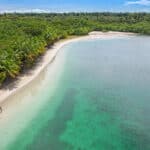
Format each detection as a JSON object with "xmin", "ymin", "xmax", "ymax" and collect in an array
[{"xmin": 0, "ymin": 13, "xmax": 150, "ymax": 85}]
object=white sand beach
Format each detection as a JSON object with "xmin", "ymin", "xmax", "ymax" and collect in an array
[{"xmin": 0, "ymin": 31, "xmax": 139, "ymax": 150}]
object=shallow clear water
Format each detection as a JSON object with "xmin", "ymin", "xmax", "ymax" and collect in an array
[{"xmin": 1, "ymin": 36, "xmax": 150, "ymax": 150}]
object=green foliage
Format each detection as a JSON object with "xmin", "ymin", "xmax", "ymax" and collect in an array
[
  {"xmin": 0, "ymin": 72, "xmax": 6, "ymax": 85},
  {"xmin": 0, "ymin": 12, "xmax": 150, "ymax": 85}
]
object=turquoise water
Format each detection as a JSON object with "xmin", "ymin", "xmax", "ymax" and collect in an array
[{"xmin": 1, "ymin": 36, "xmax": 150, "ymax": 150}]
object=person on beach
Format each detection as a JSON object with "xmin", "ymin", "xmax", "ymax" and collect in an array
[{"xmin": 0, "ymin": 107, "xmax": 2, "ymax": 113}]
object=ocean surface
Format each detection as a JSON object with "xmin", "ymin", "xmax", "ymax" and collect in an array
[{"xmin": 0, "ymin": 35, "xmax": 150, "ymax": 150}]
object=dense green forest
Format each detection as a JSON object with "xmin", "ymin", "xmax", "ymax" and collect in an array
[{"xmin": 0, "ymin": 13, "xmax": 150, "ymax": 86}]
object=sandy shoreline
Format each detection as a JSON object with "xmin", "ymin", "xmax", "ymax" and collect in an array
[{"xmin": 0, "ymin": 31, "xmax": 136, "ymax": 104}]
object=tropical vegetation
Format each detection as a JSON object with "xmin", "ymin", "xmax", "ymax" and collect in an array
[{"xmin": 0, "ymin": 13, "xmax": 150, "ymax": 85}]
